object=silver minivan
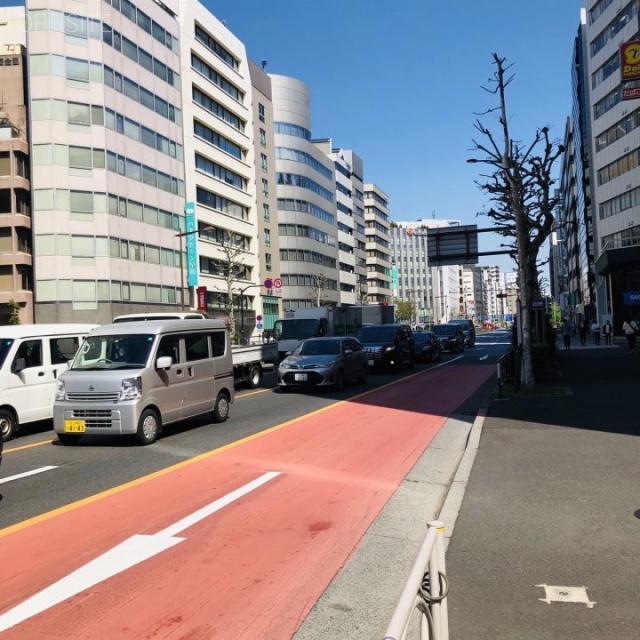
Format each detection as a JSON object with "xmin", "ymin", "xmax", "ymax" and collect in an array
[{"xmin": 53, "ymin": 320, "xmax": 234, "ymax": 445}]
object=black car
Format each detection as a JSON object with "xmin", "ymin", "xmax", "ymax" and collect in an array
[
  {"xmin": 430, "ymin": 323, "xmax": 465, "ymax": 353},
  {"xmin": 355, "ymin": 323, "xmax": 415, "ymax": 372},
  {"xmin": 448, "ymin": 318, "xmax": 476, "ymax": 347},
  {"xmin": 413, "ymin": 330, "xmax": 443, "ymax": 363}
]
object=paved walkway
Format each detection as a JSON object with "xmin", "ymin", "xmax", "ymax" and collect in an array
[{"xmin": 447, "ymin": 337, "xmax": 640, "ymax": 639}]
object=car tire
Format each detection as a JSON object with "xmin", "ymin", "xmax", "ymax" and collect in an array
[
  {"xmin": 335, "ymin": 369, "xmax": 345, "ymax": 391},
  {"xmin": 136, "ymin": 408, "xmax": 160, "ymax": 445},
  {"xmin": 212, "ymin": 392, "xmax": 230, "ymax": 423},
  {"xmin": 57, "ymin": 433, "xmax": 82, "ymax": 446},
  {"xmin": 0, "ymin": 409, "xmax": 17, "ymax": 442}
]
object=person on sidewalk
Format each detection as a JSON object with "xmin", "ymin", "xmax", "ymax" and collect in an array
[
  {"xmin": 561, "ymin": 318, "xmax": 572, "ymax": 350},
  {"xmin": 602, "ymin": 320, "xmax": 613, "ymax": 346},
  {"xmin": 579, "ymin": 320, "xmax": 588, "ymax": 346},
  {"xmin": 622, "ymin": 318, "xmax": 638, "ymax": 354},
  {"xmin": 591, "ymin": 319, "xmax": 601, "ymax": 345}
]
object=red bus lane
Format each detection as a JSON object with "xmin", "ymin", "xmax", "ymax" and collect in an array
[{"xmin": 0, "ymin": 364, "xmax": 493, "ymax": 639}]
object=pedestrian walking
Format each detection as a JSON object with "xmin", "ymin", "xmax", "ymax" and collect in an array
[
  {"xmin": 602, "ymin": 320, "xmax": 613, "ymax": 346},
  {"xmin": 561, "ymin": 318, "xmax": 571, "ymax": 350},
  {"xmin": 591, "ymin": 319, "xmax": 601, "ymax": 345},
  {"xmin": 622, "ymin": 318, "xmax": 638, "ymax": 354},
  {"xmin": 579, "ymin": 320, "xmax": 588, "ymax": 346}
]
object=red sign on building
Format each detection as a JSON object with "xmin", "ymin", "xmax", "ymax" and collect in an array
[{"xmin": 196, "ymin": 286, "xmax": 207, "ymax": 311}]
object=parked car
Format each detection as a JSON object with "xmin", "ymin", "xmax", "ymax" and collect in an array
[
  {"xmin": 413, "ymin": 330, "xmax": 443, "ymax": 363},
  {"xmin": 448, "ymin": 318, "xmax": 476, "ymax": 347},
  {"xmin": 355, "ymin": 323, "xmax": 415, "ymax": 372},
  {"xmin": 430, "ymin": 324, "xmax": 465, "ymax": 353},
  {"xmin": 278, "ymin": 336, "xmax": 368, "ymax": 392}
]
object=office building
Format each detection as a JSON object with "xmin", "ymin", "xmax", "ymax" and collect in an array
[{"xmin": 363, "ymin": 184, "xmax": 392, "ymax": 305}]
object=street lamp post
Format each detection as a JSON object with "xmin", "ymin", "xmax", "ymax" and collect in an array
[{"xmin": 236, "ymin": 283, "xmax": 263, "ymax": 343}]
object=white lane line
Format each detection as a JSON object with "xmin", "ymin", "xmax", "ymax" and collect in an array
[
  {"xmin": 0, "ymin": 466, "xmax": 58, "ymax": 486},
  {"xmin": 0, "ymin": 470, "xmax": 281, "ymax": 633}
]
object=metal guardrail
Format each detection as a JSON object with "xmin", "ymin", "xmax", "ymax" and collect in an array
[
  {"xmin": 496, "ymin": 349, "xmax": 516, "ymax": 398},
  {"xmin": 383, "ymin": 520, "xmax": 449, "ymax": 640}
]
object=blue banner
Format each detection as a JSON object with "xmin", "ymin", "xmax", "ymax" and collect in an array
[
  {"xmin": 623, "ymin": 291, "xmax": 640, "ymax": 305},
  {"xmin": 185, "ymin": 202, "xmax": 198, "ymax": 287}
]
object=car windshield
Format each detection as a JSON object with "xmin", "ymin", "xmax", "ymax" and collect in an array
[
  {"xmin": 431, "ymin": 325, "xmax": 456, "ymax": 336},
  {"xmin": 72, "ymin": 334, "xmax": 155, "ymax": 369},
  {"xmin": 273, "ymin": 319, "xmax": 320, "ymax": 341},
  {"xmin": 294, "ymin": 339, "xmax": 341, "ymax": 356},
  {"xmin": 356, "ymin": 326, "xmax": 395, "ymax": 342},
  {"xmin": 413, "ymin": 332, "xmax": 433, "ymax": 344}
]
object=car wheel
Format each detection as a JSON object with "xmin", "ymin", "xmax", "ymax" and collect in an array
[
  {"xmin": 335, "ymin": 369, "xmax": 345, "ymax": 391},
  {"xmin": 358, "ymin": 364, "xmax": 368, "ymax": 384},
  {"xmin": 248, "ymin": 364, "xmax": 261, "ymax": 389},
  {"xmin": 212, "ymin": 392, "xmax": 230, "ymax": 423},
  {"xmin": 136, "ymin": 408, "xmax": 160, "ymax": 445},
  {"xmin": 57, "ymin": 433, "xmax": 82, "ymax": 446},
  {"xmin": 0, "ymin": 409, "xmax": 17, "ymax": 442}
]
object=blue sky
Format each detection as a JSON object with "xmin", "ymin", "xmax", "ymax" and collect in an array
[{"xmin": 209, "ymin": 0, "xmax": 584, "ymax": 271}]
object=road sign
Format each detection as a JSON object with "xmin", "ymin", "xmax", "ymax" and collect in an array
[
  {"xmin": 273, "ymin": 278, "xmax": 283, "ymax": 288},
  {"xmin": 256, "ymin": 323, "xmax": 263, "ymax": 330},
  {"xmin": 256, "ymin": 315, "xmax": 263, "ymax": 322},
  {"xmin": 264, "ymin": 279, "xmax": 273, "ymax": 289}
]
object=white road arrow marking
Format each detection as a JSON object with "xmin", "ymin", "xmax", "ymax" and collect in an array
[
  {"xmin": 0, "ymin": 470, "xmax": 281, "ymax": 632},
  {"xmin": 0, "ymin": 466, "xmax": 58, "ymax": 485}
]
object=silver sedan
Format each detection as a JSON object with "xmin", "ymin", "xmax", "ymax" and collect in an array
[{"xmin": 278, "ymin": 337, "xmax": 368, "ymax": 391}]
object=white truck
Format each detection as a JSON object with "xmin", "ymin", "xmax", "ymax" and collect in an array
[
  {"xmin": 231, "ymin": 341, "xmax": 278, "ymax": 388},
  {"xmin": 112, "ymin": 313, "xmax": 277, "ymax": 389},
  {"xmin": 273, "ymin": 305, "xmax": 395, "ymax": 361}
]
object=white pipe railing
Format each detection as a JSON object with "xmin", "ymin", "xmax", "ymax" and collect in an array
[{"xmin": 383, "ymin": 520, "xmax": 449, "ymax": 640}]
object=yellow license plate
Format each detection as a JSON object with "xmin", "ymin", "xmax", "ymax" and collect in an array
[{"xmin": 64, "ymin": 419, "xmax": 86, "ymax": 433}]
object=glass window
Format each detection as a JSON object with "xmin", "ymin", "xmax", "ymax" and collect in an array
[
  {"xmin": 69, "ymin": 146, "xmax": 92, "ymax": 168},
  {"xmin": 70, "ymin": 191, "xmax": 93, "ymax": 212},
  {"xmin": 68, "ymin": 102, "xmax": 91, "ymax": 124},
  {"xmin": 51, "ymin": 336, "xmax": 79, "ymax": 364},
  {"xmin": 14, "ymin": 340, "xmax": 43, "ymax": 369},
  {"xmin": 185, "ymin": 332, "xmax": 209, "ymax": 361}
]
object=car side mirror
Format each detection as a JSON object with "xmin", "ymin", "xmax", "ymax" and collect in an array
[
  {"xmin": 344, "ymin": 348, "xmax": 353, "ymax": 356},
  {"xmin": 156, "ymin": 356, "xmax": 173, "ymax": 369},
  {"xmin": 13, "ymin": 357, "xmax": 26, "ymax": 374}
]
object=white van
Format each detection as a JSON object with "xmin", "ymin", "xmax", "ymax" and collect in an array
[
  {"xmin": 53, "ymin": 319, "xmax": 234, "ymax": 445},
  {"xmin": 0, "ymin": 324, "xmax": 98, "ymax": 441}
]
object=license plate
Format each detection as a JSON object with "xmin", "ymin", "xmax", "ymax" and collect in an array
[
  {"xmin": 294, "ymin": 373, "xmax": 308, "ymax": 381},
  {"xmin": 64, "ymin": 419, "xmax": 86, "ymax": 433},
  {"xmin": 368, "ymin": 360, "xmax": 374, "ymax": 367}
]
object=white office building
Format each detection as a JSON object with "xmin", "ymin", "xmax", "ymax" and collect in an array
[{"xmin": 25, "ymin": 0, "xmax": 186, "ymax": 323}]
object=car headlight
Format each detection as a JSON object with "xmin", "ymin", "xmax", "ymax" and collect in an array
[
  {"xmin": 55, "ymin": 379, "xmax": 66, "ymax": 401},
  {"xmin": 120, "ymin": 376, "xmax": 142, "ymax": 400},
  {"xmin": 313, "ymin": 360, "xmax": 336, "ymax": 368}
]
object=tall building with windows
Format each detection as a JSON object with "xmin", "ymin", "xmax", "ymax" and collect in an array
[
  {"xmin": 270, "ymin": 75, "xmax": 340, "ymax": 310},
  {"xmin": 248, "ymin": 59, "xmax": 281, "ymax": 334},
  {"xmin": 363, "ymin": 184, "xmax": 392, "ymax": 305},
  {"xmin": 0, "ymin": 9, "xmax": 31, "ymax": 323},
  {"xmin": 25, "ymin": 0, "xmax": 185, "ymax": 323},
  {"xmin": 178, "ymin": 2, "xmax": 264, "ymax": 340},
  {"xmin": 583, "ymin": 1, "xmax": 640, "ymax": 326},
  {"xmin": 316, "ymin": 141, "xmax": 367, "ymax": 305}
]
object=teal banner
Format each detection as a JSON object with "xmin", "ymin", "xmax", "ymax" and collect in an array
[{"xmin": 185, "ymin": 202, "xmax": 198, "ymax": 287}]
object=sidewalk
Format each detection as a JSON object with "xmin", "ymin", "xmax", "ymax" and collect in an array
[{"xmin": 446, "ymin": 338, "xmax": 640, "ymax": 639}]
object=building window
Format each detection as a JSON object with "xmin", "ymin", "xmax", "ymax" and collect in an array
[
  {"xmin": 263, "ymin": 203, "xmax": 270, "ymax": 222},
  {"xmin": 261, "ymin": 153, "xmax": 268, "ymax": 172},
  {"xmin": 265, "ymin": 253, "xmax": 272, "ymax": 271},
  {"xmin": 262, "ymin": 178, "xmax": 269, "ymax": 196},
  {"xmin": 259, "ymin": 128, "xmax": 267, "ymax": 147},
  {"xmin": 264, "ymin": 228, "xmax": 271, "ymax": 247},
  {"xmin": 258, "ymin": 103, "xmax": 265, "ymax": 123}
]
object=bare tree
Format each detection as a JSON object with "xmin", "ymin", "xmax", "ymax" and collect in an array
[
  {"xmin": 469, "ymin": 54, "xmax": 564, "ymax": 387},
  {"xmin": 217, "ymin": 231, "xmax": 248, "ymax": 342},
  {"xmin": 309, "ymin": 272, "xmax": 330, "ymax": 307}
]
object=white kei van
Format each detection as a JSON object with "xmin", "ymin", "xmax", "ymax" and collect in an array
[
  {"xmin": 0, "ymin": 324, "xmax": 98, "ymax": 441},
  {"xmin": 53, "ymin": 319, "xmax": 234, "ymax": 445}
]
